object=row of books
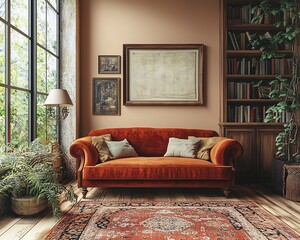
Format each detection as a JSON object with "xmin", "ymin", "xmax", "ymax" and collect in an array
[
  {"xmin": 228, "ymin": 82, "xmax": 259, "ymax": 99},
  {"xmin": 227, "ymin": 5, "xmax": 284, "ymax": 25},
  {"xmin": 227, "ymin": 57, "xmax": 292, "ymax": 75},
  {"xmin": 228, "ymin": 5, "xmax": 252, "ymax": 24},
  {"xmin": 228, "ymin": 32, "xmax": 291, "ymax": 51},
  {"xmin": 228, "ymin": 31, "xmax": 251, "ymax": 50},
  {"xmin": 227, "ymin": 105, "xmax": 292, "ymax": 123}
]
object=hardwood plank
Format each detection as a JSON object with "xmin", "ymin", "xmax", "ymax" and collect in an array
[
  {"xmin": 168, "ymin": 188, "xmax": 186, "ymax": 202},
  {"xmin": 117, "ymin": 188, "xmax": 132, "ymax": 202},
  {"xmin": 88, "ymin": 187, "xmax": 109, "ymax": 200},
  {"xmin": 0, "ymin": 223, "xmax": 34, "ymax": 240},
  {"xmin": 0, "ymin": 216, "xmax": 21, "ymax": 236},
  {"xmin": 102, "ymin": 188, "xmax": 122, "ymax": 201},
  {"xmin": 151, "ymin": 188, "xmax": 171, "ymax": 202},
  {"xmin": 20, "ymin": 212, "xmax": 57, "ymax": 240},
  {"xmin": 236, "ymin": 185, "xmax": 300, "ymax": 234}
]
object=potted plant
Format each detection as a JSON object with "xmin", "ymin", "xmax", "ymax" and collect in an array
[
  {"xmin": 251, "ymin": 0, "xmax": 273, "ymax": 24},
  {"xmin": 251, "ymin": 0, "xmax": 300, "ymax": 195},
  {"xmin": 0, "ymin": 139, "xmax": 77, "ymax": 218}
]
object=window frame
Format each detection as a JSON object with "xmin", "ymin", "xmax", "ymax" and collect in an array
[{"xmin": 0, "ymin": 0, "xmax": 60, "ymax": 146}]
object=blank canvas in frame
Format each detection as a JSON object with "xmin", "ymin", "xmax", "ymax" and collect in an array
[{"xmin": 123, "ymin": 44, "xmax": 204, "ymax": 106}]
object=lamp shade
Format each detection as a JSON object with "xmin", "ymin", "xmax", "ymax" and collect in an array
[{"xmin": 44, "ymin": 89, "xmax": 73, "ymax": 107}]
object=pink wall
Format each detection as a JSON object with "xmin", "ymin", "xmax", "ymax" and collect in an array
[{"xmin": 80, "ymin": 0, "xmax": 220, "ymax": 136}]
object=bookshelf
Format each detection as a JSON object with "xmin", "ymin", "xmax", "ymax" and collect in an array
[{"xmin": 219, "ymin": 0, "xmax": 293, "ymax": 183}]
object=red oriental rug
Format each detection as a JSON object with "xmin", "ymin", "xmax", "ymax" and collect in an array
[{"xmin": 44, "ymin": 201, "xmax": 300, "ymax": 240}]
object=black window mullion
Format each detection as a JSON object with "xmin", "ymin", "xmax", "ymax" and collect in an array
[
  {"xmin": 30, "ymin": 0, "xmax": 37, "ymax": 141},
  {"xmin": 57, "ymin": 0, "xmax": 60, "ymax": 88},
  {"xmin": 56, "ymin": 0, "xmax": 60, "ymax": 141},
  {"xmin": 45, "ymin": 0, "xmax": 48, "ymax": 139},
  {"xmin": 5, "ymin": 0, "xmax": 10, "ymax": 144}
]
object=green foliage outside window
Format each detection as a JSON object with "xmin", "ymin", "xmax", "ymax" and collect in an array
[{"xmin": 11, "ymin": 90, "xmax": 29, "ymax": 147}]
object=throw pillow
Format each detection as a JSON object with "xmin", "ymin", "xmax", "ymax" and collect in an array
[
  {"xmin": 91, "ymin": 134, "xmax": 112, "ymax": 163},
  {"xmin": 164, "ymin": 137, "xmax": 201, "ymax": 158},
  {"xmin": 105, "ymin": 139, "xmax": 138, "ymax": 159},
  {"xmin": 189, "ymin": 136, "xmax": 223, "ymax": 160}
]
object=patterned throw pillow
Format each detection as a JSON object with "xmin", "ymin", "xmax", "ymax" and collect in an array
[
  {"xmin": 105, "ymin": 139, "xmax": 138, "ymax": 159},
  {"xmin": 164, "ymin": 137, "xmax": 201, "ymax": 158},
  {"xmin": 188, "ymin": 136, "xmax": 223, "ymax": 160},
  {"xmin": 91, "ymin": 134, "xmax": 112, "ymax": 163}
]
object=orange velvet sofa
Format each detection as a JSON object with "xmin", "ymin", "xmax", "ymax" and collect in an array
[{"xmin": 70, "ymin": 127, "xmax": 243, "ymax": 198}]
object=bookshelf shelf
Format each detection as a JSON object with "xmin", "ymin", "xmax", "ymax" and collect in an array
[
  {"xmin": 220, "ymin": 122, "xmax": 285, "ymax": 127},
  {"xmin": 227, "ymin": 50, "xmax": 292, "ymax": 57},
  {"xmin": 227, "ymin": 99, "xmax": 284, "ymax": 103},
  {"xmin": 226, "ymin": 74, "xmax": 291, "ymax": 80},
  {"xmin": 228, "ymin": 24, "xmax": 284, "ymax": 31}
]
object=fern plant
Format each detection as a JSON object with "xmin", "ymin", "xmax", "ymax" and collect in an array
[
  {"xmin": 0, "ymin": 139, "xmax": 77, "ymax": 218},
  {"xmin": 251, "ymin": 0, "xmax": 300, "ymax": 162}
]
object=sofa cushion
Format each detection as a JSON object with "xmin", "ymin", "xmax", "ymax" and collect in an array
[
  {"xmin": 91, "ymin": 134, "xmax": 112, "ymax": 163},
  {"xmin": 164, "ymin": 137, "xmax": 200, "ymax": 158},
  {"xmin": 189, "ymin": 136, "xmax": 223, "ymax": 160},
  {"xmin": 83, "ymin": 157, "xmax": 233, "ymax": 180},
  {"xmin": 106, "ymin": 139, "xmax": 138, "ymax": 159}
]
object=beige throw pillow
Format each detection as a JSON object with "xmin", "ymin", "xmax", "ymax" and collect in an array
[
  {"xmin": 189, "ymin": 136, "xmax": 223, "ymax": 160},
  {"xmin": 164, "ymin": 137, "xmax": 201, "ymax": 158},
  {"xmin": 91, "ymin": 134, "xmax": 112, "ymax": 163},
  {"xmin": 105, "ymin": 139, "xmax": 138, "ymax": 159}
]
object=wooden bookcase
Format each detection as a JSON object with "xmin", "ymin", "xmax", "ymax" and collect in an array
[{"xmin": 219, "ymin": 0, "xmax": 293, "ymax": 183}]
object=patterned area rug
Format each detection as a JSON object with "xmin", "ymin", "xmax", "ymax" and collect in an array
[{"xmin": 44, "ymin": 201, "xmax": 300, "ymax": 240}]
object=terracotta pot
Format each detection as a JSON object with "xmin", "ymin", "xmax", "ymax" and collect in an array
[
  {"xmin": 263, "ymin": 14, "xmax": 270, "ymax": 24},
  {"xmin": 11, "ymin": 197, "xmax": 49, "ymax": 216}
]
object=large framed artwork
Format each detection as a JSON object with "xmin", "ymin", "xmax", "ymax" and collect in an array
[
  {"xmin": 93, "ymin": 78, "xmax": 121, "ymax": 115},
  {"xmin": 123, "ymin": 44, "xmax": 204, "ymax": 106}
]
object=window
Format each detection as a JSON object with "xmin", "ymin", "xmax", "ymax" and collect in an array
[{"xmin": 0, "ymin": 0, "xmax": 60, "ymax": 147}]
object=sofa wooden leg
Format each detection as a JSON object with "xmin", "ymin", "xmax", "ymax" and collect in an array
[
  {"xmin": 82, "ymin": 187, "xmax": 88, "ymax": 199},
  {"xmin": 224, "ymin": 188, "xmax": 231, "ymax": 198}
]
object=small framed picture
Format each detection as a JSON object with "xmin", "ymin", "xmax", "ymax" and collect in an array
[
  {"xmin": 98, "ymin": 55, "xmax": 121, "ymax": 74},
  {"xmin": 92, "ymin": 78, "xmax": 121, "ymax": 115}
]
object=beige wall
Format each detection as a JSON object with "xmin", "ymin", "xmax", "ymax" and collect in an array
[{"xmin": 80, "ymin": 0, "xmax": 220, "ymax": 136}]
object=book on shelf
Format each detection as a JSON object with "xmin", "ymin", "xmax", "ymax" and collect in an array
[
  {"xmin": 227, "ymin": 105, "xmax": 291, "ymax": 123},
  {"xmin": 227, "ymin": 4, "xmax": 252, "ymax": 24},
  {"xmin": 227, "ymin": 57, "xmax": 292, "ymax": 75},
  {"xmin": 227, "ymin": 31, "xmax": 292, "ymax": 51},
  {"xmin": 227, "ymin": 4, "xmax": 282, "ymax": 25},
  {"xmin": 228, "ymin": 32, "xmax": 252, "ymax": 50},
  {"xmin": 227, "ymin": 82, "xmax": 258, "ymax": 99}
]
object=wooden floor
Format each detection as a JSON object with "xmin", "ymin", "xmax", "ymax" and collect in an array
[{"xmin": 0, "ymin": 184, "xmax": 299, "ymax": 240}]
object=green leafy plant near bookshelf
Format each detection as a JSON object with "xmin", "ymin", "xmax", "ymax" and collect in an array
[
  {"xmin": 251, "ymin": 0, "xmax": 300, "ymax": 162},
  {"xmin": 0, "ymin": 139, "xmax": 77, "ymax": 218}
]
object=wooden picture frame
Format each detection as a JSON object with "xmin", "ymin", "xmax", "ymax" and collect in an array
[
  {"xmin": 98, "ymin": 55, "xmax": 121, "ymax": 74},
  {"xmin": 123, "ymin": 44, "xmax": 204, "ymax": 106},
  {"xmin": 92, "ymin": 78, "xmax": 121, "ymax": 115}
]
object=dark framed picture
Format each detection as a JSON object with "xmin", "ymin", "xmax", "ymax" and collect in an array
[
  {"xmin": 123, "ymin": 44, "xmax": 204, "ymax": 106},
  {"xmin": 98, "ymin": 55, "xmax": 121, "ymax": 74},
  {"xmin": 93, "ymin": 78, "xmax": 121, "ymax": 115}
]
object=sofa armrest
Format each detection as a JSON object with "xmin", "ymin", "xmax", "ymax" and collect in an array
[
  {"xmin": 210, "ymin": 138, "xmax": 243, "ymax": 167},
  {"xmin": 69, "ymin": 136, "xmax": 99, "ymax": 169}
]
